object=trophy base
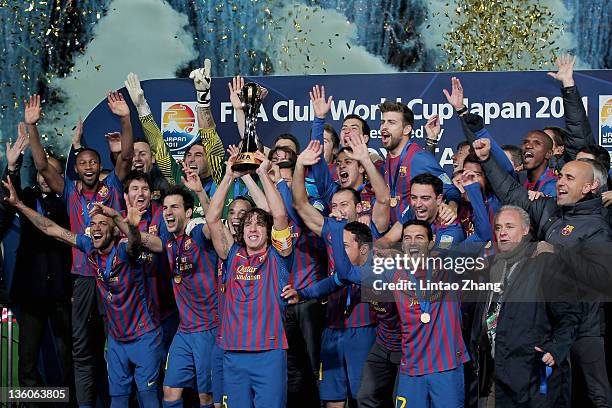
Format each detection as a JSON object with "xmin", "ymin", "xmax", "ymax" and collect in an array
[{"xmin": 232, "ymin": 152, "xmax": 261, "ymax": 172}]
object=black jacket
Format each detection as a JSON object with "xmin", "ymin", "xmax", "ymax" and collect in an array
[
  {"xmin": 0, "ymin": 167, "xmax": 17, "ymax": 305},
  {"xmin": 472, "ymin": 250, "xmax": 582, "ymax": 407}
]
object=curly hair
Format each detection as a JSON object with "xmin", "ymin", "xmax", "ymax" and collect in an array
[{"xmin": 234, "ymin": 208, "xmax": 273, "ymax": 247}]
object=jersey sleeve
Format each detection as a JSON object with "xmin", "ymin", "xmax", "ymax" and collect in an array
[
  {"xmin": 474, "ymin": 127, "xmax": 515, "ymax": 176},
  {"xmin": 463, "ymin": 183, "xmax": 493, "ymax": 243},
  {"xmin": 140, "ymin": 114, "xmax": 183, "ymax": 187},
  {"xmin": 62, "ymin": 174, "xmax": 75, "ymax": 204},
  {"xmin": 298, "ymin": 275, "xmax": 343, "ymax": 300},
  {"xmin": 309, "ymin": 117, "xmax": 337, "ymax": 205},
  {"xmin": 200, "ymin": 126, "xmax": 225, "ymax": 185},
  {"xmin": 76, "ymin": 233, "xmax": 94, "ymax": 255},
  {"xmin": 541, "ymin": 179, "xmax": 558, "ymax": 198},
  {"xmin": 277, "ymin": 179, "xmax": 301, "ymax": 226}
]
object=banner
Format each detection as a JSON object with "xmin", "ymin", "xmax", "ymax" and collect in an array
[{"xmin": 76, "ymin": 70, "xmax": 612, "ymax": 176}]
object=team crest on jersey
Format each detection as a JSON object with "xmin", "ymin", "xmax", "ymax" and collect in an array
[
  {"xmin": 561, "ymin": 224, "xmax": 575, "ymax": 236},
  {"xmin": 399, "ymin": 166, "xmax": 407, "ymax": 177},
  {"xmin": 360, "ymin": 200, "xmax": 371, "ymax": 212},
  {"xmin": 439, "ymin": 235, "xmax": 453, "ymax": 249},
  {"xmin": 438, "ymin": 173, "xmax": 452, "ymax": 185},
  {"xmin": 148, "ymin": 225, "xmax": 158, "ymax": 235},
  {"xmin": 98, "ymin": 185, "xmax": 109, "ymax": 199},
  {"xmin": 183, "ymin": 238, "xmax": 192, "ymax": 251},
  {"xmin": 151, "ymin": 190, "xmax": 161, "ymax": 200},
  {"xmin": 290, "ymin": 225, "xmax": 299, "ymax": 239}
]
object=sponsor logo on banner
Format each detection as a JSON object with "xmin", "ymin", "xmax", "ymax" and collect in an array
[
  {"xmin": 599, "ymin": 95, "xmax": 612, "ymax": 148},
  {"xmin": 161, "ymin": 102, "xmax": 200, "ymax": 160}
]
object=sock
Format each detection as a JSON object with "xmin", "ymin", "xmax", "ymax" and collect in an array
[
  {"xmin": 162, "ymin": 399, "xmax": 183, "ymax": 408},
  {"xmin": 139, "ymin": 390, "xmax": 160, "ymax": 408},
  {"xmin": 110, "ymin": 395, "xmax": 130, "ymax": 408}
]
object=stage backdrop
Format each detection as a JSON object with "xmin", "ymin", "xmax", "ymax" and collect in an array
[{"xmin": 74, "ymin": 70, "xmax": 612, "ymax": 177}]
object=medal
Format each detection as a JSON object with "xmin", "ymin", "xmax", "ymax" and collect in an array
[
  {"xmin": 106, "ymin": 292, "xmax": 112, "ymax": 301},
  {"xmin": 174, "ymin": 275, "xmax": 182, "ymax": 284},
  {"xmin": 85, "ymin": 227, "xmax": 91, "ymax": 236},
  {"xmin": 420, "ymin": 312, "xmax": 431, "ymax": 324},
  {"xmin": 390, "ymin": 197, "xmax": 398, "ymax": 207}
]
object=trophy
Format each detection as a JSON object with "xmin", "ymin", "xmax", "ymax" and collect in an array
[{"xmin": 232, "ymin": 82, "xmax": 264, "ymax": 172}]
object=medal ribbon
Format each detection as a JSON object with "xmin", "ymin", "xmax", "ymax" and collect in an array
[
  {"xmin": 385, "ymin": 141, "xmax": 411, "ymax": 201},
  {"xmin": 406, "ymin": 264, "xmax": 433, "ymax": 318},
  {"xmin": 172, "ymin": 235, "xmax": 186, "ymax": 279},
  {"xmin": 97, "ymin": 246, "xmax": 118, "ymax": 282}
]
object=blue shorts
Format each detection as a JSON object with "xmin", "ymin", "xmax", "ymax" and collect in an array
[
  {"xmin": 319, "ymin": 326, "xmax": 376, "ymax": 401},
  {"xmin": 395, "ymin": 366, "xmax": 464, "ymax": 408},
  {"xmin": 107, "ymin": 328, "xmax": 162, "ymax": 396},
  {"xmin": 212, "ymin": 342, "xmax": 224, "ymax": 404},
  {"xmin": 223, "ymin": 349, "xmax": 286, "ymax": 408},
  {"xmin": 163, "ymin": 329, "xmax": 216, "ymax": 394},
  {"xmin": 160, "ymin": 311, "xmax": 179, "ymax": 360}
]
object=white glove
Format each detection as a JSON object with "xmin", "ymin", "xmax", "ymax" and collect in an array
[
  {"xmin": 124, "ymin": 72, "xmax": 151, "ymax": 117},
  {"xmin": 189, "ymin": 59, "xmax": 212, "ymax": 108}
]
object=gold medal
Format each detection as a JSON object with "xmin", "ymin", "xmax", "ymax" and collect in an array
[
  {"xmin": 106, "ymin": 292, "xmax": 112, "ymax": 301},
  {"xmin": 420, "ymin": 312, "xmax": 431, "ymax": 324},
  {"xmin": 174, "ymin": 275, "xmax": 182, "ymax": 284},
  {"xmin": 390, "ymin": 197, "xmax": 398, "ymax": 207},
  {"xmin": 85, "ymin": 226, "xmax": 91, "ymax": 236}
]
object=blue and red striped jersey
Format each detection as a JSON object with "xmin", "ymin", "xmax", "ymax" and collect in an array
[
  {"xmin": 220, "ymin": 243, "xmax": 292, "ymax": 351},
  {"xmin": 371, "ymin": 301, "xmax": 402, "ymax": 352},
  {"xmin": 523, "ymin": 168, "xmax": 557, "ymax": 198},
  {"xmin": 63, "ymin": 172, "xmax": 124, "ymax": 277},
  {"xmin": 384, "ymin": 143, "xmax": 458, "ymax": 224},
  {"xmin": 322, "ymin": 217, "xmax": 374, "ymax": 329},
  {"xmin": 128, "ymin": 202, "xmax": 176, "ymax": 320},
  {"xmin": 277, "ymin": 180, "xmax": 328, "ymax": 291},
  {"xmin": 216, "ymin": 257, "xmax": 226, "ymax": 344},
  {"xmin": 161, "ymin": 224, "xmax": 218, "ymax": 333},
  {"xmin": 76, "ymin": 235, "xmax": 158, "ymax": 341},
  {"xmin": 392, "ymin": 268, "xmax": 469, "ymax": 376}
]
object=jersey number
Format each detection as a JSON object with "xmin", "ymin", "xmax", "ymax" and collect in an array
[{"xmin": 396, "ymin": 396, "xmax": 407, "ymax": 408}]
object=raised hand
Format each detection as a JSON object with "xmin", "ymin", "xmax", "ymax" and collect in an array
[
  {"xmin": 190, "ymin": 58, "xmax": 212, "ymax": 107},
  {"xmin": 6, "ymin": 122, "xmax": 29, "ymax": 169},
  {"xmin": 107, "ymin": 91, "xmax": 130, "ymax": 118},
  {"xmin": 225, "ymin": 145, "xmax": 247, "ymax": 178},
  {"xmin": 24, "ymin": 94, "xmax": 42, "ymax": 125},
  {"xmin": 228, "ymin": 76, "xmax": 245, "ymax": 110},
  {"xmin": 179, "ymin": 161, "xmax": 204, "ymax": 193},
  {"xmin": 547, "ymin": 53, "xmax": 576, "ymax": 87},
  {"xmin": 124, "ymin": 193, "xmax": 145, "ymax": 227},
  {"xmin": 124, "ymin": 73, "xmax": 147, "ymax": 107},
  {"xmin": 461, "ymin": 169, "xmax": 479, "ymax": 187},
  {"xmin": 425, "ymin": 114, "xmax": 441, "ymax": 141},
  {"xmin": 72, "ymin": 117, "xmax": 83, "ymax": 150},
  {"xmin": 527, "ymin": 190, "xmax": 545, "ymax": 201},
  {"xmin": 105, "ymin": 132, "xmax": 122, "ymax": 153},
  {"xmin": 281, "ymin": 285, "xmax": 300, "ymax": 305},
  {"xmin": 345, "ymin": 134, "xmax": 370, "ymax": 163},
  {"xmin": 255, "ymin": 150, "xmax": 271, "ymax": 176},
  {"xmin": 472, "ymin": 139, "xmax": 491, "ymax": 162},
  {"xmin": 436, "ymin": 202, "xmax": 457, "ymax": 226},
  {"xmin": 297, "ymin": 140, "xmax": 323, "ymax": 166},
  {"xmin": 442, "ymin": 77, "xmax": 465, "ymax": 111},
  {"xmin": 2, "ymin": 177, "xmax": 21, "ymax": 207},
  {"xmin": 309, "ymin": 85, "xmax": 333, "ymax": 119},
  {"xmin": 89, "ymin": 203, "xmax": 120, "ymax": 219}
]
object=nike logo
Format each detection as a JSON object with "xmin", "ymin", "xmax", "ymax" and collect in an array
[{"xmin": 147, "ymin": 380, "xmax": 156, "ymax": 387}]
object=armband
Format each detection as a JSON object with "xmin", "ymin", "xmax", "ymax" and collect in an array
[
  {"xmin": 271, "ymin": 226, "xmax": 292, "ymax": 252},
  {"xmin": 456, "ymin": 105, "xmax": 468, "ymax": 115}
]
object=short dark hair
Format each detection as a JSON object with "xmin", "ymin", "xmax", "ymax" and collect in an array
[
  {"xmin": 235, "ymin": 208, "xmax": 273, "ymax": 247},
  {"xmin": 343, "ymin": 114, "xmax": 371, "ymax": 137},
  {"xmin": 231, "ymin": 195, "xmax": 255, "ymax": 209},
  {"xmin": 274, "ymin": 133, "xmax": 300, "ymax": 152},
  {"xmin": 462, "ymin": 152, "xmax": 482, "ymax": 168},
  {"xmin": 411, "ymin": 173, "xmax": 443, "ymax": 196},
  {"xmin": 333, "ymin": 187, "xmax": 361, "ymax": 205},
  {"xmin": 123, "ymin": 170, "xmax": 152, "ymax": 192},
  {"xmin": 401, "ymin": 219, "xmax": 433, "ymax": 242},
  {"xmin": 162, "ymin": 185, "xmax": 194, "ymax": 211},
  {"xmin": 268, "ymin": 146, "xmax": 297, "ymax": 163},
  {"xmin": 324, "ymin": 123, "xmax": 340, "ymax": 150},
  {"xmin": 579, "ymin": 145, "xmax": 611, "ymax": 169},
  {"xmin": 456, "ymin": 140, "xmax": 470, "ymax": 151},
  {"xmin": 133, "ymin": 139, "xmax": 151, "ymax": 147},
  {"xmin": 501, "ymin": 145, "xmax": 523, "ymax": 168},
  {"xmin": 525, "ymin": 130, "xmax": 553, "ymax": 151},
  {"xmin": 75, "ymin": 147, "xmax": 101, "ymax": 163},
  {"xmin": 543, "ymin": 126, "xmax": 569, "ymax": 147},
  {"xmin": 183, "ymin": 143, "xmax": 204, "ymax": 159},
  {"xmin": 378, "ymin": 101, "xmax": 415, "ymax": 127},
  {"xmin": 277, "ymin": 157, "xmax": 296, "ymax": 171},
  {"xmin": 344, "ymin": 221, "xmax": 373, "ymax": 248}
]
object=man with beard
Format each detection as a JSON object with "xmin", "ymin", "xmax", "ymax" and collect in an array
[
  {"xmin": 378, "ymin": 100, "xmax": 460, "ymax": 224},
  {"xmin": 206, "ymin": 150, "xmax": 294, "ymax": 408},
  {"xmin": 471, "ymin": 136, "xmax": 612, "ymax": 407},
  {"xmin": 472, "ymin": 206, "xmax": 582, "ymax": 407},
  {"xmin": 293, "ymin": 140, "xmax": 392, "ymax": 408},
  {"xmin": 25, "ymin": 92, "xmax": 134, "ymax": 408},
  {"xmin": 124, "ymin": 59, "xmax": 224, "ymax": 216},
  {"xmin": 6, "ymin": 127, "xmax": 74, "ymax": 401},
  {"xmin": 4, "ymin": 178, "xmax": 162, "ymax": 408}
]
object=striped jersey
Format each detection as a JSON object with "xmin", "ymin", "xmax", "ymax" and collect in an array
[
  {"xmin": 76, "ymin": 235, "xmax": 158, "ymax": 341},
  {"xmin": 393, "ymin": 267, "xmax": 469, "ymax": 375},
  {"xmin": 277, "ymin": 180, "xmax": 327, "ymax": 291},
  {"xmin": 372, "ymin": 301, "xmax": 402, "ymax": 352},
  {"xmin": 161, "ymin": 224, "xmax": 218, "ymax": 333},
  {"xmin": 220, "ymin": 243, "xmax": 292, "ymax": 351},
  {"xmin": 130, "ymin": 202, "xmax": 176, "ymax": 320},
  {"xmin": 383, "ymin": 142, "xmax": 457, "ymax": 224},
  {"xmin": 523, "ymin": 168, "xmax": 557, "ymax": 198},
  {"xmin": 63, "ymin": 172, "xmax": 124, "ymax": 276},
  {"xmin": 322, "ymin": 217, "xmax": 374, "ymax": 329}
]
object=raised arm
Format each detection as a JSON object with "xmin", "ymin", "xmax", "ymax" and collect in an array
[
  {"xmin": 462, "ymin": 177, "xmax": 493, "ymax": 243},
  {"xmin": 23, "ymin": 95, "xmax": 64, "ymax": 193},
  {"xmin": 107, "ymin": 91, "xmax": 134, "ymax": 181},
  {"xmin": 293, "ymin": 141, "xmax": 326, "ymax": 236},
  {"xmin": 547, "ymin": 53, "xmax": 594, "ymax": 159},
  {"xmin": 179, "ymin": 161, "xmax": 210, "ymax": 214},
  {"xmin": 345, "ymin": 133, "xmax": 390, "ymax": 233},
  {"xmin": 191, "ymin": 59, "xmax": 225, "ymax": 184},
  {"xmin": 373, "ymin": 221, "xmax": 402, "ymax": 249},
  {"xmin": 125, "ymin": 203, "xmax": 143, "ymax": 258},
  {"xmin": 424, "ymin": 115, "xmax": 440, "ymax": 154},
  {"xmin": 4, "ymin": 178, "xmax": 75, "ymax": 246},
  {"xmin": 308, "ymin": 85, "xmax": 337, "ymax": 204},
  {"xmin": 228, "ymin": 75, "xmax": 246, "ymax": 139},
  {"xmin": 206, "ymin": 150, "xmax": 243, "ymax": 259}
]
